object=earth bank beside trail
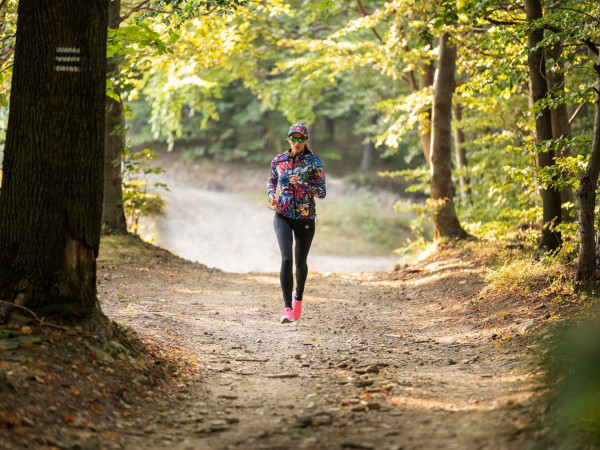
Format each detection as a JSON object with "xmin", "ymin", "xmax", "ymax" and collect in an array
[{"xmin": 0, "ymin": 236, "xmax": 564, "ymax": 449}]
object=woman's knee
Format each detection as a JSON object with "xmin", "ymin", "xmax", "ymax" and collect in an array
[{"xmin": 295, "ymin": 262, "xmax": 308, "ymax": 272}]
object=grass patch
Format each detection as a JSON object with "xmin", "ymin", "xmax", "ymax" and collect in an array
[
  {"xmin": 311, "ymin": 194, "xmax": 416, "ymax": 257},
  {"xmin": 245, "ymin": 191, "xmax": 420, "ymax": 258},
  {"xmin": 99, "ymin": 233, "xmax": 180, "ymax": 268},
  {"xmin": 483, "ymin": 254, "xmax": 573, "ymax": 297}
]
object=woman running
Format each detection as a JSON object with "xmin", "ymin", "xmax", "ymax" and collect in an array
[{"xmin": 267, "ymin": 123, "xmax": 326, "ymax": 324}]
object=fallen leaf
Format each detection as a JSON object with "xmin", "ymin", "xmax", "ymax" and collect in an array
[
  {"xmin": 63, "ymin": 414, "xmax": 75, "ymax": 423},
  {"xmin": 21, "ymin": 326, "xmax": 32, "ymax": 334}
]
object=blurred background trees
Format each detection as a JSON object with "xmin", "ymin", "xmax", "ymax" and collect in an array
[{"xmin": 0, "ymin": 0, "xmax": 599, "ymax": 280}]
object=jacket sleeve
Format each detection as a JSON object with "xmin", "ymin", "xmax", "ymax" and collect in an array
[
  {"xmin": 310, "ymin": 157, "xmax": 326, "ymax": 199},
  {"xmin": 267, "ymin": 157, "xmax": 278, "ymax": 199}
]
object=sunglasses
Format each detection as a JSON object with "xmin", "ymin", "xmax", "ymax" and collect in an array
[{"xmin": 290, "ymin": 136, "xmax": 306, "ymax": 143}]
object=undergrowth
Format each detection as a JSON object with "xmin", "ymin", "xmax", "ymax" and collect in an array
[{"xmin": 536, "ymin": 307, "xmax": 600, "ymax": 448}]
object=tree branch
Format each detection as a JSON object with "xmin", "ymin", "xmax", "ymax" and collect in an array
[
  {"xmin": 484, "ymin": 17, "xmax": 518, "ymax": 26},
  {"xmin": 568, "ymin": 103, "xmax": 585, "ymax": 124},
  {"xmin": 584, "ymin": 39, "xmax": 600, "ymax": 56},
  {"xmin": 356, "ymin": 0, "xmax": 383, "ymax": 44},
  {"xmin": 119, "ymin": 0, "xmax": 152, "ymax": 24},
  {"xmin": 0, "ymin": 63, "xmax": 12, "ymax": 74},
  {"xmin": 0, "ymin": 299, "xmax": 69, "ymax": 330},
  {"xmin": 544, "ymin": 22, "xmax": 599, "ymax": 56},
  {"xmin": 550, "ymin": 6, "xmax": 600, "ymax": 25}
]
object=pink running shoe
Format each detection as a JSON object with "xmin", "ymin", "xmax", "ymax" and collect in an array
[
  {"xmin": 292, "ymin": 290, "xmax": 303, "ymax": 321},
  {"xmin": 280, "ymin": 307, "xmax": 294, "ymax": 324}
]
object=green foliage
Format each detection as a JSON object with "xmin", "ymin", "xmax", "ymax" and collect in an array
[
  {"xmin": 3, "ymin": 0, "xmax": 600, "ymax": 260},
  {"xmin": 138, "ymin": 0, "xmax": 249, "ymax": 24},
  {"xmin": 122, "ymin": 149, "xmax": 168, "ymax": 235},
  {"xmin": 379, "ymin": 169, "xmax": 430, "ymax": 195},
  {"xmin": 0, "ymin": 0, "xmax": 17, "ymax": 157},
  {"xmin": 540, "ymin": 312, "xmax": 600, "ymax": 446},
  {"xmin": 314, "ymin": 193, "xmax": 418, "ymax": 257}
]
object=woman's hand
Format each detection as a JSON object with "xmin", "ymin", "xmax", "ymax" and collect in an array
[
  {"xmin": 290, "ymin": 175, "xmax": 299, "ymax": 185},
  {"xmin": 269, "ymin": 196, "xmax": 278, "ymax": 206}
]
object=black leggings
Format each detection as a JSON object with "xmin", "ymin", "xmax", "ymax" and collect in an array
[{"xmin": 273, "ymin": 213, "xmax": 315, "ymax": 308}]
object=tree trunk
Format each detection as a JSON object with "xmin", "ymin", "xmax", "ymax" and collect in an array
[
  {"xmin": 546, "ymin": 44, "xmax": 574, "ymax": 222},
  {"xmin": 525, "ymin": 0, "xmax": 562, "ymax": 250},
  {"xmin": 360, "ymin": 139, "xmax": 375, "ymax": 171},
  {"xmin": 325, "ymin": 117, "xmax": 335, "ymax": 140},
  {"xmin": 0, "ymin": 0, "xmax": 108, "ymax": 321},
  {"xmin": 360, "ymin": 115, "xmax": 378, "ymax": 171},
  {"xmin": 430, "ymin": 33, "xmax": 469, "ymax": 241},
  {"xmin": 575, "ymin": 55, "xmax": 600, "ymax": 291},
  {"xmin": 452, "ymin": 103, "xmax": 469, "ymax": 200},
  {"xmin": 102, "ymin": 0, "xmax": 128, "ymax": 234},
  {"xmin": 308, "ymin": 122, "xmax": 316, "ymax": 149},
  {"xmin": 418, "ymin": 62, "xmax": 434, "ymax": 167}
]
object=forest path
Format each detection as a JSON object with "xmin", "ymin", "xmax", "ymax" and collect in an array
[
  {"xmin": 98, "ymin": 240, "xmax": 542, "ymax": 450},
  {"xmin": 139, "ymin": 155, "xmax": 402, "ymax": 273}
]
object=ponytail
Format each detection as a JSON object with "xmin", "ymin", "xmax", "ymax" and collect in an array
[{"xmin": 304, "ymin": 143, "xmax": 314, "ymax": 155}]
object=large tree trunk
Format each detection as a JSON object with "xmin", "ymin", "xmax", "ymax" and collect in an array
[
  {"xmin": 525, "ymin": 0, "xmax": 562, "ymax": 250},
  {"xmin": 0, "ymin": 0, "xmax": 108, "ymax": 321},
  {"xmin": 102, "ymin": 0, "xmax": 128, "ymax": 234},
  {"xmin": 546, "ymin": 44, "xmax": 574, "ymax": 222},
  {"xmin": 430, "ymin": 33, "xmax": 469, "ymax": 241},
  {"xmin": 452, "ymin": 103, "xmax": 470, "ymax": 200},
  {"xmin": 575, "ymin": 55, "xmax": 600, "ymax": 291}
]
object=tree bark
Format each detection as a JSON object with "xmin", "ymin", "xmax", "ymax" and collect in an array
[
  {"xmin": 546, "ymin": 44, "xmax": 574, "ymax": 222},
  {"xmin": 418, "ymin": 62, "xmax": 434, "ymax": 167},
  {"xmin": 0, "ymin": 0, "xmax": 108, "ymax": 320},
  {"xmin": 325, "ymin": 117, "xmax": 335, "ymax": 141},
  {"xmin": 360, "ymin": 139, "xmax": 375, "ymax": 171},
  {"xmin": 102, "ymin": 0, "xmax": 128, "ymax": 234},
  {"xmin": 525, "ymin": 0, "xmax": 562, "ymax": 250},
  {"xmin": 430, "ymin": 33, "xmax": 469, "ymax": 241},
  {"xmin": 575, "ymin": 55, "xmax": 600, "ymax": 291},
  {"xmin": 360, "ymin": 115, "xmax": 378, "ymax": 171},
  {"xmin": 452, "ymin": 103, "xmax": 469, "ymax": 200},
  {"xmin": 308, "ymin": 122, "xmax": 316, "ymax": 147}
]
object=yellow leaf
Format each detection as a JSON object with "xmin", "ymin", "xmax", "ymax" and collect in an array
[{"xmin": 21, "ymin": 326, "xmax": 32, "ymax": 334}]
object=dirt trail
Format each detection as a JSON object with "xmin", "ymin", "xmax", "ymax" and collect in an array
[
  {"xmin": 139, "ymin": 156, "xmax": 401, "ymax": 273},
  {"xmin": 97, "ymin": 240, "xmax": 543, "ymax": 449}
]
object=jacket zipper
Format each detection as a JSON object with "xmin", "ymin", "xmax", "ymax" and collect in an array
[{"xmin": 291, "ymin": 152, "xmax": 298, "ymax": 218}]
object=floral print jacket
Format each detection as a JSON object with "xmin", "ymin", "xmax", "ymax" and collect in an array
[{"xmin": 267, "ymin": 148, "xmax": 326, "ymax": 219}]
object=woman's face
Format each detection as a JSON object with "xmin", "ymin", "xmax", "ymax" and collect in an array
[{"xmin": 288, "ymin": 132, "xmax": 306, "ymax": 151}]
